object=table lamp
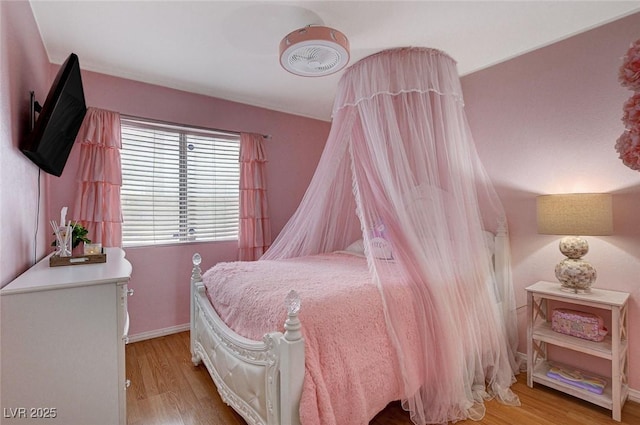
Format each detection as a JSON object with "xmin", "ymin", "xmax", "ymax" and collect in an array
[{"xmin": 537, "ymin": 193, "xmax": 613, "ymax": 293}]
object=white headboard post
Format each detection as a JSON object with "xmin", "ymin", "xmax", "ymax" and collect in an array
[
  {"xmin": 493, "ymin": 217, "xmax": 509, "ymax": 304},
  {"xmin": 190, "ymin": 253, "xmax": 203, "ymax": 364}
]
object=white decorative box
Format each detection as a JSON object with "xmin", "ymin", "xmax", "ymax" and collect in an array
[{"xmin": 551, "ymin": 308, "xmax": 608, "ymax": 342}]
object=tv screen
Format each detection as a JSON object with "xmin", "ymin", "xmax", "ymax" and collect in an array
[{"xmin": 21, "ymin": 53, "xmax": 87, "ymax": 177}]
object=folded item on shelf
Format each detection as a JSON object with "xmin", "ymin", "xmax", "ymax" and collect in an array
[{"xmin": 546, "ymin": 363, "xmax": 607, "ymax": 394}]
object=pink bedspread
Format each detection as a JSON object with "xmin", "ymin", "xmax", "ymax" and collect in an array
[{"xmin": 203, "ymin": 252, "xmax": 412, "ymax": 425}]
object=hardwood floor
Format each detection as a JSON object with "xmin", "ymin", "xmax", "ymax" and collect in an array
[{"xmin": 126, "ymin": 332, "xmax": 640, "ymax": 425}]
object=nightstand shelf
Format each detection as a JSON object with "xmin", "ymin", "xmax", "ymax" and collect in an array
[
  {"xmin": 532, "ymin": 322, "xmax": 618, "ymax": 359},
  {"xmin": 526, "ymin": 281, "xmax": 629, "ymax": 422},
  {"xmin": 531, "ymin": 360, "xmax": 613, "ymax": 410}
]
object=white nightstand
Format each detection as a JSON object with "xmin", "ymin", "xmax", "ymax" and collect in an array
[{"xmin": 526, "ymin": 281, "xmax": 629, "ymax": 421}]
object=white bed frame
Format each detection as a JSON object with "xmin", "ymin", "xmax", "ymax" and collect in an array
[
  {"xmin": 190, "ymin": 253, "xmax": 304, "ymax": 425},
  {"xmin": 189, "ymin": 225, "xmax": 510, "ymax": 425}
]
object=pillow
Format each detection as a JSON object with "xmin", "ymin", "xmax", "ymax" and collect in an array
[
  {"xmin": 344, "ymin": 239, "xmax": 365, "ymax": 255},
  {"xmin": 369, "ymin": 237, "xmax": 393, "ymax": 260}
]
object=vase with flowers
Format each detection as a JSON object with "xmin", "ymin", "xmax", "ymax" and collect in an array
[{"xmin": 51, "ymin": 222, "xmax": 91, "ymax": 256}]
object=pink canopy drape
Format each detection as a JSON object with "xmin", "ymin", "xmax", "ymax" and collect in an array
[
  {"xmin": 238, "ymin": 132, "xmax": 271, "ymax": 261},
  {"xmin": 73, "ymin": 107, "xmax": 122, "ymax": 247},
  {"xmin": 263, "ymin": 48, "xmax": 519, "ymax": 424}
]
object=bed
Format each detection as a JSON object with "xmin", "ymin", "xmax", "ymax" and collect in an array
[{"xmin": 189, "ymin": 227, "xmax": 511, "ymax": 425}]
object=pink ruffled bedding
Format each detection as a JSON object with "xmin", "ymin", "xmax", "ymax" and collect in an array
[{"xmin": 202, "ymin": 252, "xmax": 415, "ymax": 425}]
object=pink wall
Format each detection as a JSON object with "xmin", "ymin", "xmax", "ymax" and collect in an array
[
  {"xmin": 45, "ymin": 70, "xmax": 330, "ymax": 336},
  {"xmin": 462, "ymin": 12, "xmax": 640, "ymax": 390},
  {"xmin": 0, "ymin": 0, "xmax": 51, "ymax": 287}
]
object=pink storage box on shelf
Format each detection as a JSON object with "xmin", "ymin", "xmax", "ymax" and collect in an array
[{"xmin": 551, "ymin": 308, "xmax": 608, "ymax": 342}]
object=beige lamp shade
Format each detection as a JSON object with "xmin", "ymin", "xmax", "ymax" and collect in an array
[
  {"xmin": 537, "ymin": 193, "xmax": 613, "ymax": 293},
  {"xmin": 537, "ymin": 193, "xmax": 613, "ymax": 236}
]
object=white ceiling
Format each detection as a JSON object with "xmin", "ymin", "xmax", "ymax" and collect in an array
[{"xmin": 29, "ymin": 1, "xmax": 640, "ymax": 121}]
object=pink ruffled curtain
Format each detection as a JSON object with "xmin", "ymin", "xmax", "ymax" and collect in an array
[
  {"xmin": 263, "ymin": 48, "xmax": 519, "ymax": 424},
  {"xmin": 238, "ymin": 133, "xmax": 271, "ymax": 261},
  {"xmin": 73, "ymin": 107, "xmax": 122, "ymax": 247}
]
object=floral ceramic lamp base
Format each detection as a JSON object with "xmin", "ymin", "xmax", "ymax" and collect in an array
[{"xmin": 555, "ymin": 236, "xmax": 596, "ymax": 293}]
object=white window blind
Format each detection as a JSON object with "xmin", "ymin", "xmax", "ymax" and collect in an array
[{"xmin": 120, "ymin": 117, "xmax": 240, "ymax": 247}]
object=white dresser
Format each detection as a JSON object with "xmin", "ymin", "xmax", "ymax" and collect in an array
[{"xmin": 1, "ymin": 248, "xmax": 132, "ymax": 425}]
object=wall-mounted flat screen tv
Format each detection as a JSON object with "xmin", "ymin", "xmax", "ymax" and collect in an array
[{"xmin": 21, "ymin": 53, "xmax": 87, "ymax": 177}]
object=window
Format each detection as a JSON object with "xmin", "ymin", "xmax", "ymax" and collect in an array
[{"xmin": 120, "ymin": 117, "xmax": 240, "ymax": 247}]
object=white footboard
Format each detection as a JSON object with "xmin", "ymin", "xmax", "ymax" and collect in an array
[{"xmin": 190, "ymin": 253, "xmax": 304, "ymax": 425}]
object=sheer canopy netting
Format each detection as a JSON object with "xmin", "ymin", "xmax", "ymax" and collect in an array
[{"xmin": 262, "ymin": 47, "xmax": 520, "ymax": 424}]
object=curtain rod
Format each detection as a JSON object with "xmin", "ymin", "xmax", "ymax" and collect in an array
[{"xmin": 120, "ymin": 113, "xmax": 271, "ymax": 140}]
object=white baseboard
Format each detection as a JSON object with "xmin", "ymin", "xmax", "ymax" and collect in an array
[
  {"xmin": 128, "ymin": 323, "xmax": 189, "ymax": 343},
  {"xmin": 517, "ymin": 352, "xmax": 640, "ymax": 403}
]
